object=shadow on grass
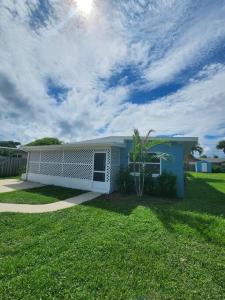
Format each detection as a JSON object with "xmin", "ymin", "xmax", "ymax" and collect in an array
[
  {"xmin": 181, "ymin": 173, "xmax": 225, "ymax": 217},
  {"xmin": 84, "ymin": 173, "xmax": 225, "ymax": 246},
  {"xmin": 86, "ymin": 173, "xmax": 225, "ymax": 217},
  {"xmin": 24, "ymin": 185, "xmax": 84, "ymax": 200}
]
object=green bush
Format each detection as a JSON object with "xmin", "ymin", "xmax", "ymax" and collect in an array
[
  {"xmin": 116, "ymin": 168, "xmax": 133, "ymax": 194},
  {"xmin": 212, "ymin": 165, "xmax": 225, "ymax": 173},
  {"xmin": 158, "ymin": 172, "xmax": 177, "ymax": 198},
  {"xmin": 144, "ymin": 173, "xmax": 159, "ymax": 196}
]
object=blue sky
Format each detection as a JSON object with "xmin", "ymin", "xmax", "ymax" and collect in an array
[{"xmin": 0, "ymin": 0, "xmax": 225, "ymax": 156}]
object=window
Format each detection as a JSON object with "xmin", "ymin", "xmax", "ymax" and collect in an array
[
  {"xmin": 93, "ymin": 152, "xmax": 106, "ymax": 182},
  {"xmin": 94, "ymin": 153, "xmax": 106, "ymax": 171},
  {"xmin": 128, "ymin": 153, "xmax": 161, "ymax": 177},
  {"xmin": 93, "ymin": 172, "xmax": 105, "ymax": 182}
]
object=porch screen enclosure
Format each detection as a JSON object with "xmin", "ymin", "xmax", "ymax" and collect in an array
[{"xmin": 26, "ymin": 147, "xmax": 120, "ymax": 192}]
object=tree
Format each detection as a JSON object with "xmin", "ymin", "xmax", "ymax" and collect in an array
[
  {"xmin": 0, "ymin": 141, "xmax": 21, "ymax": 157},
  {"xmin": 213, "ymin": 155, "xmax": 218, "ymax": 158},
  {"xmin": 131, "ymin": 129, "xmax": 170, "ymax": 197},
  {"xmin": 200, "ymin": 154, "xmax": 207, "ymax": 158},
  {"xmin": 191, "ymin": 144, "xmax": 203, "ymax": 156},
  {"xmin": 0, "ymin": 141, "xmax": 20, "ymax": 148},
  {"xmin": 216, "ymin": 140, "xmax": 225, "ymax": 154},
  {"xmin": 26, "ymin": 137, "xmax": 63, "ymax": 146}
]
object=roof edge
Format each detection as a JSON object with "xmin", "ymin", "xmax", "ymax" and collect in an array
[{"xmin": 22, "ymin": 142, "xmax": 125, "ymax": 151}]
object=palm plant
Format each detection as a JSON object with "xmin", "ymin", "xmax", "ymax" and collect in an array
[{"xmin": 131, "ymin": 129, "xmax": 170, "ymax": 197}]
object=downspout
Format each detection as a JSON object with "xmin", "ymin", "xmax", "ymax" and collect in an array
[{"xmin": 25, "ymin": 151, "xmax": 30, "ymax": 181}]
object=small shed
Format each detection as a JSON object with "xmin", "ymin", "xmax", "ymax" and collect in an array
[{"xmin": 195, "ymin": 160, "xmax": 212, "ymax": 173}]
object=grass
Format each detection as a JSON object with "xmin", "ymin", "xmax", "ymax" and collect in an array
[
  {"xmin": 0, "ymin": 175, "xmax": 21, "ymax": 180},
  {"xmin": 0, "ymin": 172, "xmax": 225, "ymax": 299},
  {"xmin": 0, "ymin": 186, "xmax": 85, "ymax": 204}
]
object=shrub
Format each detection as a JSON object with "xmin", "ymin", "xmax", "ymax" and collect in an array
[
  {"xmin": 158, "ymin": 172, "xmax": 177, "ymax": 198},
  {"xmin": 116, "ymin": 168, "xmax": 133, "ymax": 194},
  {"xmin": 212, "ymin": 165, "xmax": 225, "ymax": 173},
  {"xmin": 144, "ymin": 173, "xmax": 159, "ymax": 196}
]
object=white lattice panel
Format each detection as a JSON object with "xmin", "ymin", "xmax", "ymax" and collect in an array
[
  {"xmin": 28, "ymin": 162, "xmax": 39, "ymax": 174},
  {"xmin": 64, "ymin": 150, "xmax": 93, "ymax": 164},
  {"xmin": 40, "ymin": 163, "xmax": 62, "ymax": 176},
  {"xmin": 63, "ymin": 164, "xmax": 92, "ymax": 179},
  {"xmin": 28, "ymin": 147, "xmax": 113, "ymax": 183},
  {"xmin": 41, "ymin": 151, "xmax": 63, "ymax": 163},
  {"xmin": 29, "ymin": 151, "xmax": 40, "ymax": 162},
  {"xmin": 106, "ymin": 149, "xmax": 111, "ymax": 182}
]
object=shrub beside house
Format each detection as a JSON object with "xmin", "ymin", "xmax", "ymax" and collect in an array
[{"xmin": 22, "ymin": 135, "xmax": 197, "ymax": 198}]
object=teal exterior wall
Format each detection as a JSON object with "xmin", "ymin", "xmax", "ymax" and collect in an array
[
  {"xmin": 120, "ymin": 140, "xmax": 185, "ymax": 198},
  {"xmin": 195, "ymin": 161, "xmax": 212, "ymax": 173}
]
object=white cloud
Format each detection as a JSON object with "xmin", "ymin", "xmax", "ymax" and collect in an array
[
  {"xmin": 0, "ymin": 0, "xmax": 225, "ymax": 155},
  {"xmin": 144, "ymin": 2, "xmax": 225, "ymax": 87},
  {"xmin": 105, "ymin": 63, "xmax": 225, "ymax": 155}
]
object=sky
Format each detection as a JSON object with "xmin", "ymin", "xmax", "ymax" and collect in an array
[{"xmin": 0, "ymin": 0, "xmax": 225, "ymax": 156}]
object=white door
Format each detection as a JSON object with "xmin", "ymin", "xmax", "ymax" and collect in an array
[
  {"xmin": 92, "ymin": 152, "xmax": 107, "ymax": 192},
  {"xmin": 201, "ymin": 163, "xmax": 207, "ymax": 172}
]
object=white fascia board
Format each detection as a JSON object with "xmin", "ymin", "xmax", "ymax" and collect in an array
[
  {"xmin": 22, "ymin": 142, "xmax": 125, "ymax": 151},
  {"xmin": 124, "ymin": 136, "xmax": 198, "ymax": 143}
]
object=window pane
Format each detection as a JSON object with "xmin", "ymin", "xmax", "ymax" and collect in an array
[
  {"xmin": 129, "ymin": 152, "xmax": 141, "ymax": 163},
  {"xmin": 129, "ymin": 163, "xmax": 142, "ymax": 173},
  {"xmin": 145, "ymin": 164, "xmax": 160, "ymax": 174},
  {"xmin": 145, "ymin": 153, "xmax": 160, "ymax": 163},
  {"xmin": 129, "ymin": 152, "xmax": 160, "ymax": 163},
  {"xmin": 93, "ymin": 172, "xmax": 105, "ymax": 182},
  {"xmin": 94, "ymin": 153, "xmax": 106, "ymax": 171}
]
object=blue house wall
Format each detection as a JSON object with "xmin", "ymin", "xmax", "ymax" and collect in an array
[
  {"xmin": 195, "ymin": 161, "xmax": 212, "ymax": 173},
  {"xmin": 120, "ymin": 140, "xmax": 185, "ymax": 198}
]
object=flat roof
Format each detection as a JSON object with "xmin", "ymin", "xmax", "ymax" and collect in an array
[
  {"xmin": 22, "ymin": 135, "xmax": 198, "ymax": 151},
  {"xmin": 22, "ymin": 141, "xmax": 126, "ymax": 151},
  {"xmin": 199, "ymin": 158, "xmax": 225, "ymax": 163}
]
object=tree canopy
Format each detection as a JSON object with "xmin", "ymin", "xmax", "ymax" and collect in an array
[
  {"xmin": 0, "ymin": 141, "xmax": 21, "ymax": 157},
  {"xmin": 216, "ymin": 140, "xmax": 225, "ymax": 154},
  {"xmin": 191, "ymin": 144, "xmax": 203, "ymax": 156},
  {"xmin": 0, "ymin": 141, "xmax": 21, "ymax": 148},
  {"xmin": 26, "ymin": 137, "xmax": 63, "ymax": 146}
]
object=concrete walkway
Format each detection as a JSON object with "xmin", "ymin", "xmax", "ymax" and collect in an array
[
  {"xmin": 0, "ymin": 192, "xmax": 101, "ymax": 214},
  {"xmin": 0, "ymin": 179, "xmax": 44, "ymax": 193}
]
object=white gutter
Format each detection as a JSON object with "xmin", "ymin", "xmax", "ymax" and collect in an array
[
  {"xmin": 25, "ymin": 152, "xmax": 30, "ymax": 180},
  {"xmin": 22, "ymin": 142, "xmax": 126, "ymax": 151},
  {"xmin": 0, "ymin": 146, "xmax": 28, "ymax": 152}
]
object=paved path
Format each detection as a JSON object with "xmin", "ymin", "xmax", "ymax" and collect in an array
[
  {"xmin": 0, "ymin": 179, "xmax": 44, "ymax": 193},
  {"xmin": 0, "ymin": 192, "xmax": 101, "ymax": 214}
]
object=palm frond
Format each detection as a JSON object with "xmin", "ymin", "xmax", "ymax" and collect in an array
[
  {"xmin": 143, "ymin": 129, "xmax": 155, "ymax": 144},
  {"xmin": 144, "ymin": 139, "xmax": 171, "ymax": 151},
  {"xmin": 152, "ymin": 152, "xmax": 172, "ymax": 161}
]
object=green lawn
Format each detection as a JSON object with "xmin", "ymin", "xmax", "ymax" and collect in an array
[
  {"xmin": 0, "ymin": 176, "xmax": 21, "ymax": 180},
  {"xmin": 0, "ymin": 172, "xmax": 225, "ymax": 299},
  {"xmin": 0, "ymin": 186, "xmax": 85, "ymax": 204}
]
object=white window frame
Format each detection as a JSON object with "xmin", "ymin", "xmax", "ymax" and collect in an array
[{"xmin": 128, "ymin": 152, "xmax": 162, "ymax": 178}]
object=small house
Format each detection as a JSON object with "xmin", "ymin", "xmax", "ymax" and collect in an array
[
  {"xmin": 195, "ymin": 157, "xmax": 225, "ymax": 173},
  {"xmin": 195, "ymin": 160, "xmax": 212, "ymax": 173},
  {"xmin": 22, "ymin": 136, "xmax": 198, "ymax": 197}
]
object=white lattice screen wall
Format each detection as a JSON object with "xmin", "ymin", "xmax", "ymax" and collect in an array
[{"xmin": 28, "ymin": 148, "xmax": 112, "ymax": 182}]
